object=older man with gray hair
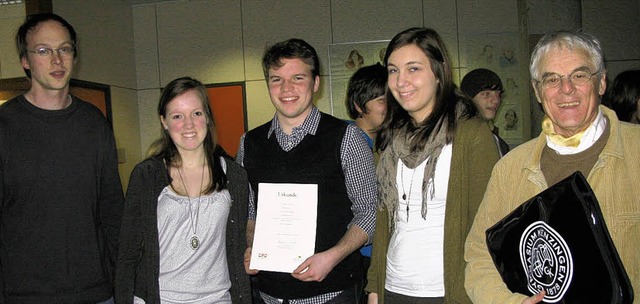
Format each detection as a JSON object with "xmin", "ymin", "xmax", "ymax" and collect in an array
[{"xmin": 464, "ymin": 30, "xmax": 640, "ymax": 303}]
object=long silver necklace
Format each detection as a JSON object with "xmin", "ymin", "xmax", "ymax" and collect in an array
[
  {"xmin": 400, "ymin": 163, "xmax": 417, "ymax": 222},
  {"xmin": 177, "ymin": 162, "xmax": 205, "ymax": 250}
]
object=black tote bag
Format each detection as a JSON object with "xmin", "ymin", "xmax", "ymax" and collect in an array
[{"xmin": 485, "ymin": 171, "xmax": 633, "ymax": 303}]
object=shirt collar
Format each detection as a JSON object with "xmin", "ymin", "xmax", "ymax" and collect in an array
[
  {"xmin": 267, "ymin": 106, "xmax": 321, "ymax": 138},
  {"xmin": 545, "ymin": 107, "xmax": 606, "ymax": 155}
]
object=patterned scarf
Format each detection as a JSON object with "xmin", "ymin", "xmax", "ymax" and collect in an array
[
  {"xmin": 377, "ymin": 106, "xmax": 461, "ymax": 228},
  {"xmin": 541, "ymin": 116, "xmax": 586, "ymax": 148}
]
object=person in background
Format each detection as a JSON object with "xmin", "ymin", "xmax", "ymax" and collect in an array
[
  {"xmin": 237, "ymin": 38, "xmax": 377, "ymax": 304},
  {"xmin": 0, "ymin": 13, "xmax": 123, "ymax": 303},
  {"xmin": 115, "ymin": 77, "xmax": 251, "ymax": 303},
  {"xmin": 346, "ymin": 62, "xmax": 388, "ymax": 153},
  {"xmin": 461, "ymin": 68, "xmax": 510, "ymax": 156},
  {"xmin": 602, "ymin": 68, "xmax": 640, "ymax": 124},
  {"xmin": 465, "ymin": 30, "xmax": 640, "ymax": 304},
  {"xmin": 365, "ymin": 27, "xmax": 499, "ymax": 304},
  {"xmin": 345, "ymin": 62, "xmax": 388, "ymax": 303}
]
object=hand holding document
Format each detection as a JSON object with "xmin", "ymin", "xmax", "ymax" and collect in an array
[{"xmin": 250, "ymin": 183, "xmax": 318, "ymax": 273}]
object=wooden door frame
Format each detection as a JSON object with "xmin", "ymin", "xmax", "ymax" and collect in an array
[
  {"xmin": 205, "ymin": 82, "xmax": 248, "ymax": 157},
  {"xmin": 0, "ymin": 77, "xmax": 113, "ymax": 126},
  {"xmin": 206, "ymin": 81, "xmax": 248, "ymax": 131}
]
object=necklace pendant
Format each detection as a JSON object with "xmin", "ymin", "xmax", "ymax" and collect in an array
[
  {"xmin": 402, "ymin": 193, "xmax": 407, "ymax": 200},
  {"xmin": 190, "ymin": 235, "xmax": 200, "ymax": 250},
  {"xmin": 406, "ymin": 204, "xmax": 410, "ymax": 222}
]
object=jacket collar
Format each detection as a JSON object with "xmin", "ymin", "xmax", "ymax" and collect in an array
[{"xmin": 523, "ymin": 105, "xmax": 624, "ymax": 179}]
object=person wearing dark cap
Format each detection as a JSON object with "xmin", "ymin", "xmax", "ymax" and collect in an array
[{"xmin": 461, "ymin": 68, "xmax": 510, "ymax": 156}]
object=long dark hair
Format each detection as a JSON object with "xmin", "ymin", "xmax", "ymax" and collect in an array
[
  {"xmin": 153, "ymin": 77, "xmax": 228, "ymax": 193},
  {"xmin": 376, "ymin": 27, "xmax": 475, "ymax": 152}
]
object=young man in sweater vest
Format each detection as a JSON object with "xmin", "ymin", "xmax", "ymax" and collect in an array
[{"xmin": 236, "ymin": 38, "xmax": 377, "ymax": 304}]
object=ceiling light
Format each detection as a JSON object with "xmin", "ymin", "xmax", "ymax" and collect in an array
[{"xmin": 0, "ymin": 0, "xmax": 23, "ymax": 5}]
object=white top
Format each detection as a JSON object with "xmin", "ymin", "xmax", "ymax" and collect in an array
[
  {"xmin": 135, "ymin": 159, "xmax": 232, "ymax": 304},
  {"xmin": 385, "ymin": 143, "xmax": 452, "ymax": 297}
]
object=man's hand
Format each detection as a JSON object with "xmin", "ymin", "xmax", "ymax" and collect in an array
[
  {"xmin": 291, "ymin": 250, "xmax": 340, "ymax": 282},
  {"xmin": 244, "ymin": 246, "xmax": 259, "ymax": 275},
  {"xmin": 290, "ymin": 225, "xmax": 368, "ymax": 282},
  {"xmin": 522, "ymin": 290, "xmax": 545, "ymax": 304}
]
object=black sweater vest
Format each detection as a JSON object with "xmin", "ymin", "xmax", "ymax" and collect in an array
[{"xmin": 243, "ymin": 113, "xmax": 363, "ymax": 299}]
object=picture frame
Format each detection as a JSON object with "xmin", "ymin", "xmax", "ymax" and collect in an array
[{"xmin": 328, "ymin": 40, "xmax": 389, "ymax": 120}]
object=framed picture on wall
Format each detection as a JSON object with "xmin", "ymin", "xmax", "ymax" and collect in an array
[{"xmin": 328, "ymin": 40, "xmax": 389, "ymax": 120}]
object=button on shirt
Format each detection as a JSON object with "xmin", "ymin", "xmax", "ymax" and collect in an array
[{"xmin": 236, "ymin": 107, "xmax": 377, "ymax": 304}]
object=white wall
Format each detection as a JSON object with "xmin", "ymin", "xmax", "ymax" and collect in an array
[
  {"xmin": 127, "ymin": 0, "xmax": 525, "ymax": 149},
  {"xmin": 54, "ymin": 0, "xmax": 141, "ymax": 190},
  {"xmin": 0, "ymin": 3, "xmax": 27, "ymax": 79},
  {"xmin": 582, "ymin": 0, "xmax": 640, "ymax": 78}
]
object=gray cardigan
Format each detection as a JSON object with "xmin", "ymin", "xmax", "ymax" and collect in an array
[{"xmin": 115, "ymin": 156, "xmax": 251, "ymax": 303}]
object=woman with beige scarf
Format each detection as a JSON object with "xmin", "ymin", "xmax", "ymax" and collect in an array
[{"xmin": 365, "ymin": 27, "xmax": 500, "ymax": 304}]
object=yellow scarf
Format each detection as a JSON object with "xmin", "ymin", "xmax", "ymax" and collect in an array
[{"xmin": 541, "ymin": 116, "xmax": 586, "ymax": 148}]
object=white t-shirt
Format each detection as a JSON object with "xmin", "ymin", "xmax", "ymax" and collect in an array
[{"xmin": 385, "ymin": 143, "xmax": 452, "ymax": 297}]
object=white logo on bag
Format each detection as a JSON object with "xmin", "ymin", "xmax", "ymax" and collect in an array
[{"xmin": 520, "ymin": 221, "xmax": 573, "ymax": 303}]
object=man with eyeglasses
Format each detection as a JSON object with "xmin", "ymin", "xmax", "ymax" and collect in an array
[
  {"xmin": 464, "ymin": 30, "xmax": 640, "ymax": 303},
  {"xmin": 0, "ymin": 13, "xmax": 123, "ymax": 304}
]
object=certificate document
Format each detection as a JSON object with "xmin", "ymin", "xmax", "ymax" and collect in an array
[{"xmin": 250, "ymin": 183, "xmax": 318, "ymax": 273}]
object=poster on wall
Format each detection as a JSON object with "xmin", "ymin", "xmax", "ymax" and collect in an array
[
  {"xmin": 465, "ymin": 32, "xmax": 528, "ymax": 147},
  {"xmin": 328, "ymin": 40, "xmax": 389, "ymax": 120}
]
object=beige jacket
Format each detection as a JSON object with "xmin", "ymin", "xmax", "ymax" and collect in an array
[{"xmin": 465, "ymin": 106, "xmax": 640, "ymax": 303}]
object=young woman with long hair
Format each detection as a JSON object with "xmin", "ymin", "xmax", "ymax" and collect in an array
[
  {"xmin": 365, "ymin": 27, "xmax": 500, "ymax": 304},
  {"xmin": 115, "ymin": 77, "xmax": 251, "ymax": 304}
]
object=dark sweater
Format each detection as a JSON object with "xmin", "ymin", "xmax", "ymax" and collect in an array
[
  {"xmin": 540, "ymin": 120, "xmax": 610, "ymax": 186},
  {"xmin": 114, "ymin": 156, "xmax": 251, "ymax": 304},
  {"xmin": 0, "ymin": 95, "xmax": 124, "ymax": 303}
]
